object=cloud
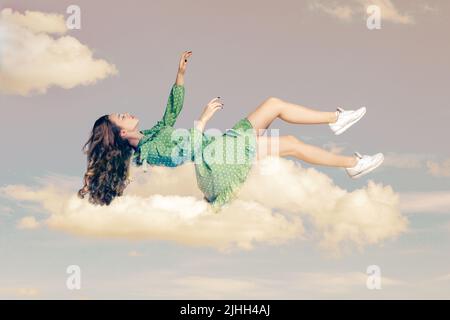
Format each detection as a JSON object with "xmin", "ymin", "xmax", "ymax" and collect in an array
[
  {"xmin": 0, "ymin": 157, "xmax": 407, "ymax": 254},
  {"xmin": 426, "ymin": 158, "xmax": 450, "ymax": 177},
  {"xmin": 291, "ymin": 271, "xmax": 404, "ymax": 294},
  {"xmin": 322, "ymin": 142, "xmax": 346, "ymax": 155},
  {"xmin": 309, "ymin": 2, "xmax": 354, "ymax": 22},
  {"xmin": 239, "ymin": 157, "xmax": 407, "ymax": 253},
  {"xmin": 361, "ymin": 0, "xmax": 414, "ymax": 24},
  {"xmin": 17, "ymin": 216, "xmax": 41, "ymax": 229},
  {"xmin": 171, "ymin": 272, "xmax": 403, "ymax": 298},
  {"xmin": 94, "ymin": 269, "xmax": 280, "ymax": 299},
  {"xmin": 85, "ymin": 268, "xmax": 406, "ymax": 299},
  {"xmin": 0, "ymin": 9, "xmax": 66, "ymax": 34},
  {"xmin": 421, "ymin": 4, "xmax": 438, "ymax": 14},
  {"xmin": 163, "ymin": 272, "xmax": 405, "ymax": 298},
  {"xmin": 0, "ymin": 8, "xmax": 117, "ymax": 95},
  {"xmin": 170, "ymin": 272, "xmax": 406, "ymax": 299},
  {"xmin": 383, "ymin": 152, "xmax": 433, "ymax": 169},
  {"xmin": 400, "ymin": 191, "xmax": 450, "ymax": 214},
  {"xmin": 16, "ymin": 287, "xmax": 40, "ymax": 297},
  {"xmin": 373, "ymin": 152, "xmax": 450, "ymax": 179},
  {"xmin": 309, "ymin": 0, "xmax": 420, "ymax": 24},
  {"xmin": 0, "ymin": 287, "xmax": 40, "ymax": 298}
]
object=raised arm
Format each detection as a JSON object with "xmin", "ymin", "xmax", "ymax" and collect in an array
[
  {"xmin": 189, "ymin": 97, "xmax": 224, "ymax": 159},
  {"xmin": 175, "ymin": 50, "xmax": 191, "ymax": 86},
  {"xmin": 160, "ymin": 82, "xmax": 185, "ymax": 127},
  {"xmin": 162, "ymin": 50, "xmax": 193, "ymax": 126},
  {"xmin": 141, "ymin": 51, "xmax": 192, "ymax": 136}
]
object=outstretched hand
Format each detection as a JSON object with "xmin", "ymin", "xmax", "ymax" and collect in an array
[
  {"xmin": 200, "ymin": 97, "xmax": 224, "ymax": 123},
  {"xmin": 195, "ymin": 97, "xmax": 224, "ymax": 133}
]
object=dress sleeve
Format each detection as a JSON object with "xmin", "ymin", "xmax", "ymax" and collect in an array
[
  {"xmin": 162, "ymin": 83, "xmax": 185, "ymax": 126},
  {"xmin": 140, "ymin": 84, "xmax": 185, "ymax": 137}
]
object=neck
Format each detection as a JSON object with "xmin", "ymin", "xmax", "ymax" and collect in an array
[{"xmin": 127, "ymin": 130, "xmax": 145, "ymax": 149}]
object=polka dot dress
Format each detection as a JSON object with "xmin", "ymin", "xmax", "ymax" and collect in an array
[{"xmin": 133, "ymin": 84, "xmax": 257, "ymax": 212}]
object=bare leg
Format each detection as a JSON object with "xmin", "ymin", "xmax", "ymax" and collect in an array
[
  {"xmin": 247, "ymin": 97, "xmax": 338, "ymax": 136},
  {"xmin": 256, "ymin": 135, "xmax": 358, "ymax": 168}
]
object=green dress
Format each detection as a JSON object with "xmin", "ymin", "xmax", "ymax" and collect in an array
[{"xmin": 133, "ymin": 83, "xmax": 257, "ymax": 212}]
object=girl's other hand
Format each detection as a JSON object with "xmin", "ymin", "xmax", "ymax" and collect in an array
[{"xmin": 200, "ymin": 97, "xmax": 224, "ymax": 123}]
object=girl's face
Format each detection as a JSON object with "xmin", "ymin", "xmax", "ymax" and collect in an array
[{"xmin": 109, "ymin": 112, "xmax": 140, "ymax": 132}]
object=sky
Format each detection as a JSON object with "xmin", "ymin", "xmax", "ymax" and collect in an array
[{"xmin": 0, "ymin": 0, "xmax": 449, "ymax": 299}]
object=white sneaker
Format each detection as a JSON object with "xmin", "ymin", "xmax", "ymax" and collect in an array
[
  {"xmin": 345, "ymin": 152, "xmax": 384, "ymax": 179},
  {"xmin": 329, "ymin": 106, "xmax": 366, "ymax": 135}
]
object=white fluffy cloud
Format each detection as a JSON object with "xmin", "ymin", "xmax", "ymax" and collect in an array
[
  {"xmin": 0, "ymin": 157, "xmax": 407, "ymax": 254},
  {"xmin": 0, "ymin": 8, "xmax": 117, "ymax": 95},
  {"xmin": 0, "ymin": 9, "xmax": 67, "ymax": 34}
]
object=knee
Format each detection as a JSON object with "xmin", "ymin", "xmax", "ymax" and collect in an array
[
  {"xmin": 264, "ymin": 96, "xmax": 282, "ymax": 105},
  {"xmin": 280, "ymin": 135, "xmax": 302, "ymax": 155},
  {"xmin": 285, "ymin": 135, "xmax": 302, "ymax": 145}
]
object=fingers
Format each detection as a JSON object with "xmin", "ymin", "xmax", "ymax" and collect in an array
[
  {"xmin": 208, "ymin": 96, "xmax": 221, "ymax": 104},
  {"xmin": 211, "ymin": 102, "xmax": 223, "ymax": 108},
  {"xmin": 181, "ymin": 50, "xmax": 192, "ymax": 62},
  {"xmin": 209, "ymin": 98, "xmax": 224, "ymax": 108},
  {"xmin": 202, "ymin": 97, "xmax": 224, "ymax": 121},
  {"xmin": 210, "ymin": 101, "xmax": 224, "ymax": 111}
]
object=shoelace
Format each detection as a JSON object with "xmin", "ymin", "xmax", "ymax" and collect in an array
[
  {"xmin": 335, "ymin": 107, "xmax": 344, "ymax": 122},
  {"xmin": 347, "ymin": 151, "xmax": 363, "ymax": 169}
]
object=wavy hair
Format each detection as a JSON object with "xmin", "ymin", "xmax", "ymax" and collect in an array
[{"xmin": 78, "ymin": 115, "xmax": 134, "ymax": 205}]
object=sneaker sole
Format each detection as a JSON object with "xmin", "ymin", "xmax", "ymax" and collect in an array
[
  {"xmin": 350, "ymin": 154, "xmax": 384, "ymax": 179},
  {"xmin": 334, "ymin": 107, "xmax": 366, "ymax": 135}
]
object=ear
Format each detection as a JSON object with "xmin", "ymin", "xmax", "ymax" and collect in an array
[{"xmin": 119, "ymin": 129, "xmax": 128, "ymax": 138}]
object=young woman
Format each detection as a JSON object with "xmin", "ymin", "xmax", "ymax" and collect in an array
[{"xmin": 78, "ymin": 51, "xmax": 384, "ymax": 212}]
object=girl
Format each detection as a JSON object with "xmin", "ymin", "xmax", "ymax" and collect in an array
[{"xmin": 78, "ymin": 51, "xmax": 384, "ymax": 212}]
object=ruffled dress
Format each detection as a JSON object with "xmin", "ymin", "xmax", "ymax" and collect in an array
[{"xmin": 133, "ymin": 83, "xmax": 257, "ymax": 212}]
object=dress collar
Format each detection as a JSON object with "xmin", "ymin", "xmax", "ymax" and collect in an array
[
  {"xmin": 133, "ymin": 131, "xmax": 153, "ymax": 165},
  {"xmin": 137, "ymin": 131, "xmax": 152, "ymax": 147}
]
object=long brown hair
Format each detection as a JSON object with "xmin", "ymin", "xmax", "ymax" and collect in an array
[{"xmin": 78, "ymin": 115, "xmax": 134, "ymax": 205}]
